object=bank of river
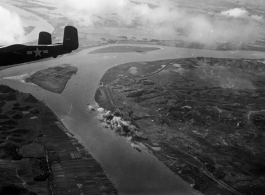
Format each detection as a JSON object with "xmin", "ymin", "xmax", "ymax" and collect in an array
[{"xmin": 1, "ymin": 45, "xmax": 265, "ymax": 195}]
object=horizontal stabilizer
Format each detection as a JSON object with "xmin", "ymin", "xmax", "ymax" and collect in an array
[
  {"xmin": 38, "ymin": 32, "xmax": 52, "ymax": 45},
  {"xmin": 63, "ymin": 26, "xmax": 79, "ymax": 51}
]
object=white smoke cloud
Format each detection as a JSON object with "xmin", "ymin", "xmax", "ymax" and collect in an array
[
  {"xmin": 56, "ymin": 0, "xmax": 265, "ymax": 49},
  {"xmin": 221, "ymin": 8, "xmax": 249, "ymax": 18},
  {"xmin": 0, "ymin": 5, "xmax": 25, "ymax": 45},
  {"xmin": 220, "ymin": 8, "xmax": 263, "ymax": 21}
]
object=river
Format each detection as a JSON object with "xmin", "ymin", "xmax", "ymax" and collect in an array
[{"xmin": 1, "ymin": 45, "xmax": 265, "ymax": 195}]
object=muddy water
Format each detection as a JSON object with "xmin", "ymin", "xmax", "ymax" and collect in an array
[{"xmin": 1, "ymin": 45, "xmax": 265, "ymax": 195}]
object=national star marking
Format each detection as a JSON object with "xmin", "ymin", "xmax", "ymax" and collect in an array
[{"xmin": 33, "ymin": 48, "xmax": 42, "ymax": 57}]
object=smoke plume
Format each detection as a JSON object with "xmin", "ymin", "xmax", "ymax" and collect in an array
[
  {"xmin": 57, "ymin": 0, "xmax": 265, "ymax": 48},
  {"xmin": 220, "ymin": 8, "xmax": 263, "ymax": 21},
  {"xmin": 0, "ymin": 5, "xmax": 25, "ymax": 45}
]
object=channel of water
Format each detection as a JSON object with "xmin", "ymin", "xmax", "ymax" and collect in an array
[{"xmin": 1, "ymin": 45, "xmax": 265, "ymax": 195}]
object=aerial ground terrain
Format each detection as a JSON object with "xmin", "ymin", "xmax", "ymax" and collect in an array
[
  {"xmin": 1, "ymin": 0, "xmax": 265, "ymax": 195},
  {"xmin": 0, "ymin": 84, "xmax": 118, "ymax": 195},
  {"xmin": 96, "ymin": 57, "xmax": 265, "ymax": 195}
]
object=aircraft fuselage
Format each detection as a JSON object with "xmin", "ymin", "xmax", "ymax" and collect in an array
[
  {"xmin": 0, "ymin": 44, "xmax": 71, "ymax": 66},
  {"xmin": 0, "ymin": 26, "xmax": 79, "ymax": 67}
]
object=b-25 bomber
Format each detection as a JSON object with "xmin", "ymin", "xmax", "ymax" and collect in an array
[{"xmin": 0, "ymin": 26, "xmax": 78, "ymax": 66}]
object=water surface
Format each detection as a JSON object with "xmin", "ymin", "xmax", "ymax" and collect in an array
[{"xmin": 1, "ymin": 45, "xmax": 265, "ymax": 195}]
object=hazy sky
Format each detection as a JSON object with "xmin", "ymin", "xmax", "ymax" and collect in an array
[
  {"xmin": 0, "ymin": 0, "xmax": 265, "ymax": 49},
  {"xmin": 56, "ymin": 0, "xmax": 265, "ymax": 48}
]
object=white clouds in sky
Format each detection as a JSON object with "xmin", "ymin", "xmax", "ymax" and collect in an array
[
  {"xmin": 57, "ymin": 0, "xmax": 265, "ymax": 48},
  {"xmin": 220, "ymin": 8, "xmax": 263, "ymax": 21},
  {"xmin": 0, "ymin": 5, "xmax": 25, "ymax": 45},
  {"xmin": 2, "ymin": 0, "xmax": 264, "ymax": 49}
]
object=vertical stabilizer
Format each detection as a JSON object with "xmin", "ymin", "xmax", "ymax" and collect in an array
[
  {"xmin": 63, "ymin": 26, "xmax": 79, "ymax": 51},
  {"xmin": 38, "ymin": 32, "xmax": 52, "ymax": 45}
]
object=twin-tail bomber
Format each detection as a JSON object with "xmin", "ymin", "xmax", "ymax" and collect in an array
[{"xmin": 0, "ymin": 26, "xmax": 79, "ymax": 67}]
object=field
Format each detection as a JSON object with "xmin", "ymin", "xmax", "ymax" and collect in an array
[
  {"xmin": 96, "ymin": 57, "xmax": 265, "ymax": 195},
  {"xmin": 0, "ymin": 85, "xmax": 117, "ymax": 194}
]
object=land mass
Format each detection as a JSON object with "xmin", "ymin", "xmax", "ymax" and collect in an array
[
  {"xmin": 0, "ymin": 85, "xmax": 117, "ymax": 195},
  {"xmin": 88, "ymin": 45, "xmax": 160, "ymax": 54},
  {"xmin": 95, "ymin": 57, "xmax": 265, "ymax": 195},
  {"xmin": 25, "ymin": 64, "xmax": 78, "ymax": 94}
]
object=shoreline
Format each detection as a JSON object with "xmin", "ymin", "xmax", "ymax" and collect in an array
[
  {"xmin": 94, "ymin": 88, "xmax": 201, "ymax": 193},
  {"xmin": 25, "ymin": 65, "xmax": 78, "ymax": 94},
  {"xmin": 94, "ymin": 96, "xmax": 203, "ymax": 194},
  {"xmin": 0, "ymin": 84, "xmax": 118, "ymax": 195},
  {"xmin": 94, "ymin": 56, "xmax": 265, "ymax": 195},
  {"xmin": 1, "ymin": 41, "xmax": 264, "ymax": 193},
  {"xmin": 94, "ymin": 84, "xmax": 226, "ymax": 195},
  {"xmin": 42, "ymin": 101, "xmax": 118, "ymax": 194}
]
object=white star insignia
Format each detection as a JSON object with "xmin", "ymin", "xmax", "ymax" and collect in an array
[{"xmin": 33, "ymin": 48, "xmax": 42, "ymax": 57}]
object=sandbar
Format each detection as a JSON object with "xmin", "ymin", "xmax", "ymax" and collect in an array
[
  {"xmin": 89, "ymin": 45, "xmax": 160, "ymax": 54},
  {"xmin": 25, "ymin": 64, "xmax": 78, "ymax": 94}
]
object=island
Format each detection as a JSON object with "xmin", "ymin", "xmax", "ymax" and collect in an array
[
  {"xmin": 95, "ymin": 57, "xmax": 265, "ymax": 195},
  {"xmin": 25, "ymin": 64, "xmax": 78, "ymax": 94},
  {"xmin": 88, "ymin": 45, "xmax": 160, "ymax": 54},
  {"xmin": 0, "ymin": 85, "xmax": 117, "ymax": 194}
]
